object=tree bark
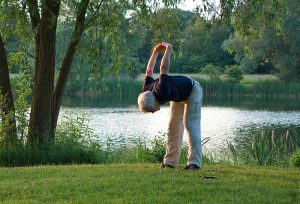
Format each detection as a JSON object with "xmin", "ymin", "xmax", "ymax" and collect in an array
[
  {"xmin": 26, "ymin": 0, "xmax": 41, "ymax": 117},
  {"xmin": 28, "ymin": 0, "xmax": 61, "ymax": 146},
  {"xmin": 0, "ymin": 33, "xmax": 17, "ymax": 146},
  {"xmin": 51, "ymin": 0, "xmax": 90, "ymax": 137}
]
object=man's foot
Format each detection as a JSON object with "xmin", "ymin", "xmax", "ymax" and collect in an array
[
  {"xmin": 160, "ymin": 163, "xmax": 175, "ymax": 169},
  {"xmin": 183, "ymin": 164, "xmax": 200, "ymax": 171}
]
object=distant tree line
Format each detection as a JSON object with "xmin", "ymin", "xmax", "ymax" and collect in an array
[{"xmin": 64, "ymin": 0, "xmax": 298, "ymax": 83}]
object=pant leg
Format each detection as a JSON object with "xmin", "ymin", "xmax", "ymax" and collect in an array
[
  {"xmin": 184, "ymin": 81, "xmax": 203, "ymax": 167},
  {"xmin": 163, "ymin": 101, "xmax": 184, "ymax": 167}
]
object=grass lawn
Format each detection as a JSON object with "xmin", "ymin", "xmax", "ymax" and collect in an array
[
  {"xmin": 240, "ymin": 74, "xmax": 277, "ymax": 84},
  {"xmin": 0, "ymin": 164, "xmax": 299, "ymax": 203}
]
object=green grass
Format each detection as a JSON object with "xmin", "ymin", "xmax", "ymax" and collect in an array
[
  {"xmin": 240, "ymin": 74, "xmax": 277, "ymax": 84},
  {"xmin": 0, "ymin": 164, "xmax": 299, "ymax": 203}
]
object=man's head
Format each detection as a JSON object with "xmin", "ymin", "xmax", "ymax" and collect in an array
[{"xmin": 138, "ymin": 91, "xmax": 160, "ymax": 113}]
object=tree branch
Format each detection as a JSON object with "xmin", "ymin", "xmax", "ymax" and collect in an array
[
  {"xmin": 51, "ymin": 0, "xmax": 90, "ymax": 132},
  {"xmin": 26, "ymin": 0, "xmax": 40, "ymax": 29},
  {"xmin": 7, "ymin": 49, "xmax": 35, "ymax": 59},
  {"xmin": 86, "ymin": 0, "xmax": 104, "ymax": 25},
  {"xmin": 201, "ymin": 0, "xmax": 220, "ymax": 17}
]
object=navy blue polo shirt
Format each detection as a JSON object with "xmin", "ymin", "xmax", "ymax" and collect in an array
[{"xmin": 143, "ymin": 74, "xmax": 193, "ymax": 105}]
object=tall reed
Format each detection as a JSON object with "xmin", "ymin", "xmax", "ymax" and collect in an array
[
  {"xmin": 65, "ymin": 76, "xmax": 143, "ymax": 97},
  {"xmin": 64, "ymin": 77, "xmax": 300, "ymax": 100},
  {"xmin": 227, "ymin": 129, "xmax": 299, "ymax": 166}
]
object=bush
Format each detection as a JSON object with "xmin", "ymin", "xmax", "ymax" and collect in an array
[
  {"xmin": 290, "ymin": 149, "xmax": 300, "ymax": 167},
  {"xmin": 224, "ymin": 65, "xmax": 244, "ymax": 83},
  {"xmin": 0, "ymin": 143, "xmax": 102, "ymax": 167},
  {"xmin": 200, "ymin": 63, "xmax": 223, "ymax": 81},
  {"xmin": 0, "ymin": 110, "xmax": 103, "ymax": 167},
  {"xmin": 150, "ymin": 135, "xmax": 166, "ymax": 163}
]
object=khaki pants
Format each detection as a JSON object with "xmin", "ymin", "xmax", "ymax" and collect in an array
[{"xmin": 163, "ymin": 80, "xmax": 203, "ymax": 167}]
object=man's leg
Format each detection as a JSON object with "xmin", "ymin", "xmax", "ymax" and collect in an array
[
  {"xmin": 163, "ymin": 101, "xmax": 184, "ymax": 167},
  {"xmin": 184, "ymin": 81, "xmax": 203, "ymax": 167}
]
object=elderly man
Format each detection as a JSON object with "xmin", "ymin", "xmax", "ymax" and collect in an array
[{"xmin": 137, "ymin": 42, "xmax": 203, "ymax": 170}]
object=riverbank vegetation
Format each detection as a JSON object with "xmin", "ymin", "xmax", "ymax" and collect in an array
[{"xmin": 0, "ymin": 110, "xmax": 299, "ymax": 168}]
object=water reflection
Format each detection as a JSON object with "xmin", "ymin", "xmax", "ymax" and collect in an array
[
  {"xmin": 202, "ymin": 107, "xmax": 300, "ymax": 151},
  {"xmin": 206, "ymin": 96, "xmax": 300, "ymax": 111},
  {"xmin": 63, "ymin": 95, "xmax": 300, "ymax": 111}
]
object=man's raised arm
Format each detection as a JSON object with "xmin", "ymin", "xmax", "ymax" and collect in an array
[
  {"xmin": 146, "ymin": 43, "xmax": 166, "ymax": 77},
  {"xmin": 160, "ymin": 43, "xmax": 172, "ymax": 75}
]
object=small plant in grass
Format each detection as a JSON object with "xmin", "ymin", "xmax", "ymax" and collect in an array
[
  {"xmin": 56, "ymin": 110, "xmax": 94, "ymax": 147},
  {"xmin": 148, "ymin": 135, "xmax": 212, "ymax": 164},
  {"xmin": 290, "ymin": 149, "xmax": 300, "ymax": 167},
  {"xmin": 54, "ymin": 110, "xmax": 102, "ymax": 163},
  {"xmin": 226, "ymin": 140, "xmax": 239, "ymax": 165},
  {"xmin": 150, "ymin": 134, "xmax": 165, "ymax": 163}
]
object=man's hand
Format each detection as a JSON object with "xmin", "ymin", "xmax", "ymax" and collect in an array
[
  {"xmin": 153, "ymin": 42, "xmax": 166, "ymax": 53},
  {"xmin": 146, "ymin": 42, "xmax": 173, "ymax": 77},
  {"xmin": 146, "ymin": 43, "xmax": 165, "ymax": 77},
  {"xmin": 165, "ymin": 43, "xmax": 173, "ymax": 51}
]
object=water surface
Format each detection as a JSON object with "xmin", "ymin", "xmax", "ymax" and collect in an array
[{"xmin": 61, "ymin": 97, "xmax": 300, "ymax": 152}]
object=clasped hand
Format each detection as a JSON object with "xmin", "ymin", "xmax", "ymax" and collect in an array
[{"xmin": 153, "ymin": 42, "xmax": 172, "ymax": 53}]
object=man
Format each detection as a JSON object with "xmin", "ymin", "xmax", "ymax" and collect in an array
[{"xmin": 137, "ymin": 42, "xmax": 203, "ymax": 171}]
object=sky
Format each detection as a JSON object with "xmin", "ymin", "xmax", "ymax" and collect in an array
[
  {"xmin": 178, "ymin": 0, "xmax": 200, "ymax": 11},
  {"xmin": 177, "ymin": 0, "xmax": 219, "ymax": 11}
]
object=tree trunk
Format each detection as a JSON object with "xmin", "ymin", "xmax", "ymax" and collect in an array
[
  {"xmin": 50, "ymin": 0, "xmax": 90, "ymax": 137},
  {"xmin": 28, "ymin": 0, "xmax": 61, "ymax": 146},
  {"xmin": 27, "ymin": 0, "xmax": 41, "ymax": 129},
  {"xmin": 0, "ymin": 33, "xmax": 17, "ymax": 146}
]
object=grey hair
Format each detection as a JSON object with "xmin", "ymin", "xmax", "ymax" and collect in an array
[{"xmin": 137, "ymin": 91, "xmax": 156, "ymax": 113}]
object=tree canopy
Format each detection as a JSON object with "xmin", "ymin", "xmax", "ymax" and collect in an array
[{"xmin": 0, "ymin": 0, "xmax": 183, "ymax": 146}]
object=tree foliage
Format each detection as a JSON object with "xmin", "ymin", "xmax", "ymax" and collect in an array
[
  {"xmin": 228, "ymin": 0, "xmax": 300, "ymax": 80},
  {"xmin": 183, "ymin": 17, "xmax": 234, "ymax": 70}
]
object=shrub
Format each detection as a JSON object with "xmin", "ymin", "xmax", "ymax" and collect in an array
[
  {"xmin": 200, "ymin": 63, "xmax": 223, "ymax": 81},
  {"xmin": 290, "ymin": 149, "xmax": 300, "ymax": 167},
  {"xmin": 150, "ymin": 135, "xmax": 166, "ymax": 163},
  {"xmin": 224, "ymin": 65, "xmax": 243, "ymax": 83},
  {"xmin": 0, "ymin": 110, "xmax": 102, "ymax": 166}
]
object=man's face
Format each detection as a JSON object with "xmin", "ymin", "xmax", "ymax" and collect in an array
[{"xmin": 151, "ymin": 100, "xmax": 161, "ymax": 113}]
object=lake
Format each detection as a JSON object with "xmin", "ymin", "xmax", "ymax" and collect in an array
[{"xmin": 61, "ymin": 95, "xmax": 300, "ymax": 152}]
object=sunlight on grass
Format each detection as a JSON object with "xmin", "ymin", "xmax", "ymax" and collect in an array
[
  {"xmin": 0, "ymin": 164, "xmax": 299, "ymax": 203},
  {"xmin": 241, "ymin": 74, "xmax": 277, "ymax": 84}
]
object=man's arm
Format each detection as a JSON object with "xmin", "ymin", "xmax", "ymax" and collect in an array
[
  {"xmin": 160, "ymin": 43, "xmax": 172, "ymax": 75},
  {"xmin": 145, "ymin": 52, "xmax": 158, "ymax": 78},
  {"xmin": 146, "ymin": 43, "xmax": 166, "ymax": 77}
]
